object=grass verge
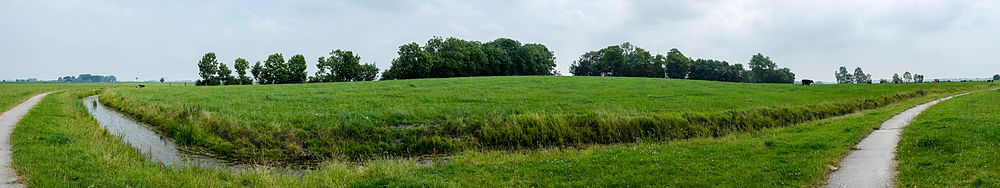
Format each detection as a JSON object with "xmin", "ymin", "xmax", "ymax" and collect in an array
[{"xmin": 897, "ymin": 89, "xmax": 1000, "ymax": 186}]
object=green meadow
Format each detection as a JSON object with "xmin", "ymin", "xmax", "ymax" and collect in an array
[
  {"xmin": 898, "ymin": 89, "xmax": 1000, "ymax": 186},
  {"xmin": 7, "ymin": 80, "xmax": 992, "ymax": 187},
  {"xmin": 96, "ymin": 76, "xmax": 988, "ymax": 159}
]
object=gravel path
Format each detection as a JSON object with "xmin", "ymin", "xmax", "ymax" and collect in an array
[
  {"xmin": 824, "ymin": 93, "xmax": 969, "ymax": 188},
  {"xmin": 0, "ymin": 91, "xmax": 55, "ymax": 188}
]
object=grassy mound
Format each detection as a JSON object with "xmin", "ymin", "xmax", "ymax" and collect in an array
[{"xmin": 99, "ymin": 76, "xmax": 989, "ymax": 159}]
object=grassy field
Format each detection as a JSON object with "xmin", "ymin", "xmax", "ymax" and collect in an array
[
  {"xmin": 97, "ymin": 76, "xmax": 990, "ymax": 159},
  {"xmin": 10, "ymin": 82, "xmax": 984, "ymax": 187},
  {"xmin": 897, "ymin": 89, "xmax": 1000, "ymax": 186},
  {"xmin": 0, "ymin": 83, "xmax": 108, "ymax": 112}
]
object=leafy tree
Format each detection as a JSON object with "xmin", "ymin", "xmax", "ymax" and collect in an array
[
  {"xmin": 570, "ymin": 51, "xmax": 602, "ymax": 76},
  {"xmin": 994, "ymin": 74, "xmax": 1000, "ymax": 81},
  {"xmin": 383, "ymin": 43, "xmax": 432, "ymax": 80},
  {"xmin": 263, "ymin": 53, "xmax": 287, "ymax": 84},
  {"xmin": 853, "ymin": 67, "xmax": 871, "ymax": 84},
  {"xmin": 664, "ymin": 48, "xmax": 691, "ymax": 79},
  {"xmin": 519, "ymin": 43, "xmax": 557, "ymax": 75},
  {"xmin": 892, "ymin": 73, "xmax": 902, "ymax": 83},
  {"xmin": 748, "ymin": 53, "xmax": 795, "ymax": 83},
  {"xmin": 197, "ymin": 52, "xmax": 220, "ymax": 86},
  {"xmin": 218, "ymin": 63, "xmax": 235, "ymax": 85},
  {"xmin": 835, "ymin": 66, "xmax": 853, "ymax": 84},
  {"xmin": 903, "ymin": 72, "xmax": 912, "ymax": 83},
  {"xmin": 358, "ymin": 63, "xmax": 379, "ymax": 81},
  {"xmin": 251, "ymin": 61, "xmax": 263, "ymax": 84},
  {"xmin": 914, "ymin": 74, "xmax": 924, "ymax": 83},
  {"xmin": 288, "ymin": 54, "xmax": 308, "ymax": 83},
  {"xmin": 570, "ymin": 43, "xmax": 662, "ymax": 78},
  {"xmin": 312, "ymin": 49, "xmax": 379, "ymax": 82},
  {"xmin": 160, "ymin": 78, "xmax": 165, "ymax": 83},
  {"xmin": 234, "ymin": 58, "xmax": 252, "ymax": 85}
]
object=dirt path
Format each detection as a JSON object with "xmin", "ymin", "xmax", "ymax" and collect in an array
[
  {"xmin": 0, "ymin": 91, "xmax": 55, "ymax": 188},
  {"xmin": 824, "ymin": 93, "xmax": 969, "ymax": 188}
]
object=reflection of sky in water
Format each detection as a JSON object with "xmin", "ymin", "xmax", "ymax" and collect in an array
[{"xmin": 83, "ymin": 95, "xmax": 254, "ymax": 169}]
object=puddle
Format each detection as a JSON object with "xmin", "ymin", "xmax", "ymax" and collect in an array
[{"xmin": 82, "ymin": 95, "xmax": 314, "ymax": 172}]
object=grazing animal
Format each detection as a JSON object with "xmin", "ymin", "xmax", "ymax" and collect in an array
[
  {"xmin": 801, "ymin": 79, "xmax": 813, "ymax": 86},
  {"xmin": 137, "ymin": 84, "xmax": 146, "ymax": 88},
  {"xmin": 866, "ymin": 80, "xmax": 872, "ymax": 84},
  {"xmin": 934, "ymin": 79, "xmax": 940, "ymax": 83}
]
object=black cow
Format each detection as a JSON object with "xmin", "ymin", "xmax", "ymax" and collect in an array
[
  {"xmin": 801, "ymin": 79, "xmax": 814, "ymax": 86},
  {"xmin": 137, "ymin": 84, "xmax": 146, "ymax": 88}
]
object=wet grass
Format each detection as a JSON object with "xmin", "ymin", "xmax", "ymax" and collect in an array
[
  {"xmin": 99, "ymin": 76, "xmax": 987, "ymax": 158},
  {"xmin": 9, "ymin": 83, "xmax": 981, "ymax": 187},
  {"xmin": 898, "ymin": 89, "xmax": 1000, "ymax": 186}
]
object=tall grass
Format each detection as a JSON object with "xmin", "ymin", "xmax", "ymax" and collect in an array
[{"xmin": 96, "ymin": 77, "xmax": 990, "ymax": 159}]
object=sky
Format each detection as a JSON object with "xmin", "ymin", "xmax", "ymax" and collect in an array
[{"xmin": 1, "ymin": 0, "xmax": 998, "ymax": 82}]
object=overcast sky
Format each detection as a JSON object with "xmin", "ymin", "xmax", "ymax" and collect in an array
[{"xmin": 2, "ymin": 0, "xmax": 998, "ymax": 82}]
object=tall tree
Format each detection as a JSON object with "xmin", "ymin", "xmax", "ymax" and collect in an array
[
  {"xmin": 358, "ymin": 63, "xmax": 379, "ymax": 81},
  {"xmin": 892, "ymin": 73, "xmax": 902, "ymax": 83},
  {"xmin": 197, "ymin": 52, "xmax": 220, "ymax": 86},
  {"xmin": 383, "ymin": 43, "xmax": 432, "ymax": 80},
  {"xmin": 903, "ymin": 72, "xmax": 912, "ymax": 83},
  {"xmin": 853, "ymin": 67, "xmax": 871, "ymax": 83},
  {"xmin": 288, "ymin": 54, "xmax": 308, "ymax": 83},
  {"xmin": 218, "ymin": 63, "xmax": 235, "ymax": 85},
  {"xmin": 835, "ymin": 66, "xmax": 852, "ymax": 84},
  {"xmin": 664, "ymin": 48, "xmax": 691, "ymax": 79},
  {"xmin": 994, "ymin": 74, "xmax": 1000, "ymax": 81},
  {"xmin": 263, "ymin": 53, "xmax": 287, "ymax": 84},
  {"xmin": 313, "ymin": 49, "xmax": 365, "ymax": 82},
  {"xmin": 913, "ymin": 74, "xmax": 924, "ymax": 83},
  {"xmin": 234, "ymin": 58, "xmax": 252, "ymax": 85},
  {"xmin": 251, "ymin": 61, "xmax": 263, "ymax": 84}
]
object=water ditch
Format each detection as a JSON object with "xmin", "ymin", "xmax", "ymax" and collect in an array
[{"xmin": 82, "ymin": 95, "xmax": 318, "ymax": 172}]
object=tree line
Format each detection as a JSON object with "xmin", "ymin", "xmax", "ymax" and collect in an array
[
  {"xmin": 197, "ymin": 50, "xmax": 379, "ymax": 86},
  {"xmin": 569, "ymin": 42, "xmax": 795, "ymax": 83},
  {"xmin": 837, "ymin": 66, "xmax": 925, "ymax": 84},
  {"xmin": 58, "ymin": 74, "xmax": 117, "ymax": 82},
  {"xmin": 197, "ymin": 37, "xmax": 557, "ymax": 85},
  {"xmin": 381, "ymin": 37, "xmax": 557, "ymax": 80}
]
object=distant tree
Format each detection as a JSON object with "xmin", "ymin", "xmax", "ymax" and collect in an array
[
  {"xmin": 382, "ymin": 43, "xmax": 433, "ymax": 80},
  {"xmin": 288, "ymin": 54, "xmax": 309, "ymax": 83},
  {"xmin": 570, "ymin": 43, "xmax": 664, "ymax": 78},
  {"xmin": 160, "ymin": 77, "xmax": 165, "ymax": 83},
  {"xmin": 251, "ymin": 61, "xmax": 263, "ymax": 84},
  {"xmin": 218, "ymin": 63, "xmax": 235, "ymax": 85},
  {"xmin": 262, "ymin": 53, "xmax": 287, "ymax": 84},
  {"xmin": 914, "ymin": 74, "xmax": 924, "ymax": 83},
  {"xmin": 197, "ymin": 52, "xmax": 220, "ymax": 86},
  {"xmin": 234, "ymin": 58, "xmax": 252, "ymax": 85},
  {"xmin": 312, "ymin": 49, "xmax": 379, "ymax": 82},
  {"xmin": 748, "ymin": 53, "xmax": 795, "ymax": 83},
  {"xmin": 903, "ymin": 72, "xmax": 912, "ymax": 83},
  {"xmin": 664, "ymin": 48, "xmax": 691, "ymax": 79},
  {"xmin": 892, "ymin": 73, "xmax": 902, "ymax": 83},
  {"xmin": 993, "ymin": 74, "xmax": 999, "ymax": 81},
  {"xmin": 358, "ymin": 63, "xmax": 379, "ymax": 81},
  {"xmin": 853, "ymin": 67, "xmax": 871, "ymax": 84},
  {"xmin": 835, "ymin": 66, "xmax": 853, "ymax": 84}
]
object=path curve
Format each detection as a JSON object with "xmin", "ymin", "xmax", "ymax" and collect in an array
[
  {"xmin": 0, "ymin": 91, "xmax": 55, "ymax": 188},
  {"xmin": 824, "ymin": 92, "xmax": 970, "ymax": 188}
]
